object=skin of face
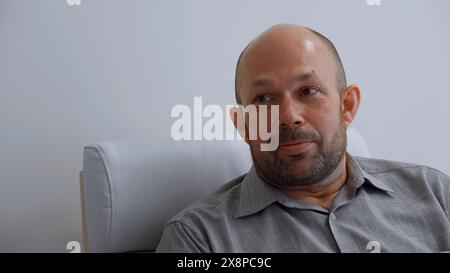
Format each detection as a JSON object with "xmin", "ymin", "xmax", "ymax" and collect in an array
[{"xmin": 232, "ymin": 25, "xmax": 361, "ymax": 200}]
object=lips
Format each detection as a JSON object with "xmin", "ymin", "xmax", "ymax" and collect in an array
[{"xmin": 277, "ymin": 140, "xmax": 315, "ymax": 155}]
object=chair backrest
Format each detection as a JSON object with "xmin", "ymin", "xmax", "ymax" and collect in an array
[{"xmin": 81, "ymin": 128, "xmax": 370, "ymax": 252}]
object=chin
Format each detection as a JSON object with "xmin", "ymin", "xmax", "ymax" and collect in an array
[{"xmin": 287, "ymin": 153, "xmax": 320, "ymax": 172}]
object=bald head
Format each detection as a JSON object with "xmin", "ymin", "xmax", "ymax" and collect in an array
[{"xmin": 235, "ymin": 24, "xmax": 347, "ymax": 104}]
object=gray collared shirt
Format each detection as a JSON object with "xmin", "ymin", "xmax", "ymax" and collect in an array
[{"xmin": 156, "ymin": 154, "xmax": 450, "ymax": 252}]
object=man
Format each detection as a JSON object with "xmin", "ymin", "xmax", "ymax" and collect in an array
[{"xmin": 156, "ymin": 24, "xmax": 450, "ymax": 252}]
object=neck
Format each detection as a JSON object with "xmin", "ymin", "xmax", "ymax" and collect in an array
[{"xmin": 279, "ymin": 155, "xmax": 348, "ymax": 211}]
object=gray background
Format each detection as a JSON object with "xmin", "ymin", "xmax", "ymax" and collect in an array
[{"xmin": 1, "ymin": 0, "xmax": 449, "ymax": 252}]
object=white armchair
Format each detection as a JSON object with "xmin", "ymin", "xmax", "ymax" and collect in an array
[{"xmin": 80, "ymin": 128, "xmax": 370, "ymax": 252}]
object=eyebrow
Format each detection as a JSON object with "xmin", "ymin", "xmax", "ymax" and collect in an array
[{"xmin": 251, "ymin": 78, "xmax": 273, "ymax": 88}]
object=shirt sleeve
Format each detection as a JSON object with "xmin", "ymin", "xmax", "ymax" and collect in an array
[
  {"xmin": 442, "ymin": 172, "xmax": 450, "ymax": 220},
  {"xmin": 155, "ymin": 221, "xmax": 211, "ymax": 253}
]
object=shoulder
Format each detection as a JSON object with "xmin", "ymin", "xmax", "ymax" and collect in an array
[
  {"xmin": 354, "ymin": 156, "xmax": 450, "ymax": 191},
  {"xmin": 354, "ymin": 156, "xmax": 449, "ymax": 178},
  {"xmin": 157, "ymin": 174, "xmax": 247, "ymax": 252},
  {"xmin": 166, "ymin": 173, "xmax": 247, "ymax": 226}
]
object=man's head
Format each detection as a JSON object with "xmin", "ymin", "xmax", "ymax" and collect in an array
[{"xmin": 231, "ymin": 24, "xmax": 360, "ymax": 189}]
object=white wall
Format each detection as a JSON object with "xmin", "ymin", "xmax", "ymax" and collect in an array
[{"xmin": 1, "ymin": 0, "xmax": 449, "ymax": 252}]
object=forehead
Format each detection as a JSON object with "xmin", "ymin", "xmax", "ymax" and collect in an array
[{"xmin": 239, "ymin": 30, "xmax": 336, "ymax": 89}]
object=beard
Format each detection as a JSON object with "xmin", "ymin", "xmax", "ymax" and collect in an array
[{"xmin": 250, "ymin": 123, "xmax": 347, "ymax": 188}]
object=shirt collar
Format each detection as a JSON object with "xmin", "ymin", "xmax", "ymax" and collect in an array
[
  {"xmin": 235, "ymin": 153, "xmax": 396, "ymax": 219},
  {"xmin": 234, "ymin": 165, "xmax": 334, "ymax": 219},
  {"xmin": 234, "ymin": 166, "xmax": 281, "ymax": 219},
  {"xmin": 346, "ymin": 153, "xmax": 396, "ymax": 194}
]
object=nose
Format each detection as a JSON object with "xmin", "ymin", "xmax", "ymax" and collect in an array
[{"xmin": 279, "ymin": 97, "xmax": 305, "ymax": 129}]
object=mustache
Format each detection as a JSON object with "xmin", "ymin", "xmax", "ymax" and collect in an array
[{"xmin": 277, "ymin": 127, "xmax": 321, "ymax": 145}]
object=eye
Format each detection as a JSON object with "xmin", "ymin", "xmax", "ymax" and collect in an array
[
  {"xmin": 255, "ymin": 94, "xmax": 274, "ymax": 103},
  {"xmin": 299, "ymin": 87, "xmax": 319, "ymax": 97}
]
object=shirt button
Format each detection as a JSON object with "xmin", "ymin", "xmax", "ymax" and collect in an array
[{"xmin": 330, "ymin": 213, "xmax": 336, "ymax": 220}]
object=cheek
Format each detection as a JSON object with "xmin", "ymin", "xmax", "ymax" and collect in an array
[
  {"xmin": 307, "ymin": 103, "xmax": 342, "ymax": 141},
  {"xmin": 249, "ymin": 140, "xmax": 275, "ymax": 162}
]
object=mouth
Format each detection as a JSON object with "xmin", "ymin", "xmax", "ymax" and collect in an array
[{"xmin": 277, "ymin": 140, "xmax": 315, "ymax": 155}]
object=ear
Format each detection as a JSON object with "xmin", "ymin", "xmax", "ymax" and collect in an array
[
  {"xmin": 229, "ymin": 106, "xmax": 249, "ymax": 144},
  {"xmin": 341, "ymin": 84, "xmax": 361, "ymax": 128}
]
